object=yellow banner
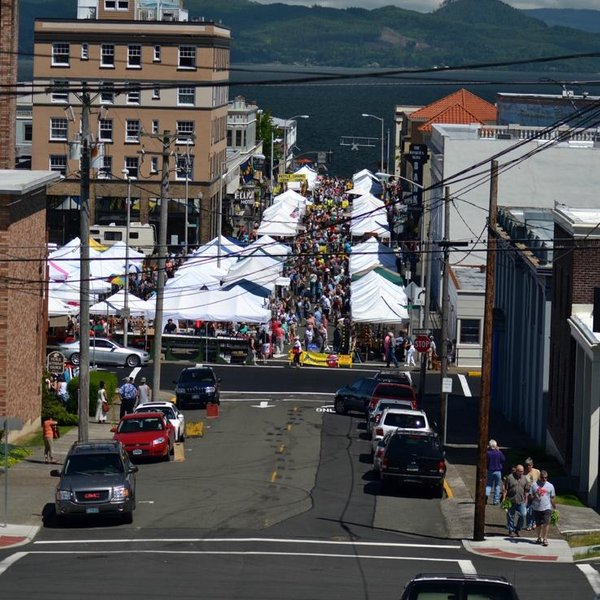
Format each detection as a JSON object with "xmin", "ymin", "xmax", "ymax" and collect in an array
[
  {"xmin": 288, "ymin": 350, "xmax": 352, "ymax": 368},
  {"xmin": 278, "ymin": 173, "xmax": 307, "ymax": 183}
]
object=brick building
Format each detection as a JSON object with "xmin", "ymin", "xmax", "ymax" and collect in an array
[{"xmin": 32, "ymin": 0, "xmax": 231, "ymax": 247}]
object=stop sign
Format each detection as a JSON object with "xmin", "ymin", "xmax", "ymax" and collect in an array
[{"xmin": 414, "ymin": 335, "xmax": 431, "ymax": 353}]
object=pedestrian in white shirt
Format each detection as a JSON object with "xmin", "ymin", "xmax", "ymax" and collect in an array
[{"xmin": 137, "ymin": 377, "xmax": 152, "ymax": 406}]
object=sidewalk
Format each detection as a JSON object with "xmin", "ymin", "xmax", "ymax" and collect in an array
[{"xmin": 1, "ymin": 380, "xmax": 600, "ymax": 563}]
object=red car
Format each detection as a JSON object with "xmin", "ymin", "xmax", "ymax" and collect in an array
[
  {"xmin": 368, "ymin": 382, "xmax": 417, "ymax": 412},
  {"xmin": 112, "ymin": 412, "xmax": 175, "ymax": 461}
]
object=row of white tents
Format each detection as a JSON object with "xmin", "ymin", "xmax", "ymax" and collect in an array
[{"xmin": 48, "ymin": 168, "xmax": 408, "ymax": 326}]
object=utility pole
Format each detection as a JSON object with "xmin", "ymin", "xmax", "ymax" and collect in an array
[
  {"xmin": 473, "ymin": 160, "xmax": 499, "ymax": 541},
  {"xmin": 78, "ymin": 83, "xmax": 91, "ymax": 442},
  {"xmin": 147, "ymin": 131, "xmax": 176, "ymax": 398},
  {"xmin": 439, "ymin": 186, "xmax": 451, "ymax": 446}
]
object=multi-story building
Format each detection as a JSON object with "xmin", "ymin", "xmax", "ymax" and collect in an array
[{"xmin": 32, "ymin": 0, "xmax": 231, "ymax": 248}]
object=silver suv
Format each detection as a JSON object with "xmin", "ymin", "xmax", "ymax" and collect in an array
[
  {"xmin": 400, "ymin": 573, "xmax": 521, "ymax": 600},
  {"xmin": 51, "ymin": 440, "xmax": 137, "ymax": 525}
]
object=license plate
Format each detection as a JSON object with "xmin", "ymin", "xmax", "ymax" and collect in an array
[
  {"xmin": 85, "ymin": 507, "xmax": 99, "ymax": 514},
  {"xmin": 406, "ymin": 465, "xmax": 419, "ymax": 473},
  {"xmin": 132, "ymin": 449, "xmax": 143, "ymax": 456},
  {"xmin": 192, "ymin": 394, "xmax": 200, "ymax": 400}
]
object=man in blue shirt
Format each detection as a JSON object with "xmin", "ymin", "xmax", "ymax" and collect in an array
[{"xmin": 118, "ymin": 377, "xmax": 138, "ymax": 418}]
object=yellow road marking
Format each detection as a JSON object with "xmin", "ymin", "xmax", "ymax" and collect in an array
[
  {"xmin": 270, "ymin": 471, "xmax": 278, "ymax": 483},
  {"xmin": 286, "ymin": 424, "xmax": 292, "ymax": 432},
  {"xmin": 277, "ymin": 444, "xmax": 285, "ymax": 454},
  {"xmin": 443, "ymin": 479, "xmax": 453, "ymax": 499}
]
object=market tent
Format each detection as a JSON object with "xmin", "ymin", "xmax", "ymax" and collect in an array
[
  {"xmin": 48, "ymin": 278, "xmax": 112, "ymax": 306},
  {"xmin": 100, "ymin": 241, "xmax": 145, "ymax": 264},
  {"xmin": 256, "ymin": 218, "xmax": 299, "ymax": 238},
  {"xmin": 163, "ymin": 286, "xmax": 271, "ymax": 324},
  {"xmin": 238, "ymin": 235, "xmax": 291, "ymax": 260},
  {"xmin": 351, "ymin": 270, "xmax": 408, "ymax": 323},
  {"xmin": 349, "ymin": 237, "xmax": 397, "ymax": 275},
  {"xmin": 89, "ymin": 289, "xmax": 155, "ymax": 318},
  {"xmin": 288, "ymin": 165, "xmax": 318, "ymax": 191},
  {"xmin": 166, "ymin": 266, "xmax": 223, "ymax": 291},
  {"xmin": 221, "ymin": 254, "xmax": 283, "ymax": 289},
  {"xmin": 346, "ymin": 169, "xmax": 383, "ymax": 197},
  {"xmin": 48, "ymin": 296, "xmax": 78, "ymax": 317},
  {"xmin": 257, "ymin": 199, "xmax": 304, "ymax": 238},
  {"xmin": 271, "ymin": 188, "xmax": 307, "ymax": 206},
  {"xmin": 186, "ymin": 236, "xmax": 242, "ymax": 270}
]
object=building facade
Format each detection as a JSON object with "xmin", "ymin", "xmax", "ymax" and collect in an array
[{"xmin": 32, "ymin": 0, "xmax": 231, "ymax": 248}]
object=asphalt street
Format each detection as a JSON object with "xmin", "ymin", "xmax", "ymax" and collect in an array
[{"xmin": 0, "ymin": 362, "xmax": 598, "ymax": 599}]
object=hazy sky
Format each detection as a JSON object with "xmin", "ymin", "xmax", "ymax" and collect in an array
[{"xmin": 254, "ymin": 0, "xmax": 600, "ymax": 11}]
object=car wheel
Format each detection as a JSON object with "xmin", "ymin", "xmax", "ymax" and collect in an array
[
  {"xmin": 125, "ymin": 354, "xmax": 141, "ymax": 368},
  {"xmin": 122, "ymin": 511, "xmax": 133, "ymax": 525},
  {"xmin": 70, "ymin": 353, "xmax": 80, "ymax": 366},
  {"xmin": 334, "ymin": 398, "xmax": 347, "ymax": 415},
  {"xmin": 179, "ymin": 429, "xmax": 185, "ymax": 443},
  {"xmin": 163, "ymin": 445, "xmax": 172, "ymax": 461}
]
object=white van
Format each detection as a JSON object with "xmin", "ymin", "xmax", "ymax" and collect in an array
[{"xmin": 90, "ymin": 222, "xmax": 156, "ymax": 256}]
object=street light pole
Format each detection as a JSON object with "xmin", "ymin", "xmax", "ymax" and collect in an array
[
  {"xmin": 217, "ymin": 165, "xmax": 223, "ymax": 269},
  {"xmin": 362, "ymin": 113, "xmax": 385, "ymax": 171},
  {"xmin": 184, "ymin": 143, "xmax": 190, "ymax": 256},
  {"xmin": 121, "ymin": 169, "xmax": 131, "ymax": 348},
  {"xmin": 282, "ymin": 115, "xmax": 309, "ymax": 175}
]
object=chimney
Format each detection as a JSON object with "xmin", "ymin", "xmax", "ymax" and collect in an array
[{"xmin": 0, "ymin": 0, "xmax": 18, "ymax": 169}]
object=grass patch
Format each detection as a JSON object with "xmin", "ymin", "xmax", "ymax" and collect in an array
[
  {"xmin": 565, "ymin": 531, "xmax": 600, "ymax": 548},
  {"xmin": 556, "ymin": 492, "xmax": 586, "ymax": 507},
  {"xmin": 0, "ymin": 444, "xmax": 33, "ymax": 468}
]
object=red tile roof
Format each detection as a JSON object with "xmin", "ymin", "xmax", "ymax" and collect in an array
[{"xmin": 409, "ymin": 88, "xmax": 497, "ymax": 131}]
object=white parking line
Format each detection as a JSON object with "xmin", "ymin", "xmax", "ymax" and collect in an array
[
  {"xmin": 129, "ymin": 366, "xmax": 142, "ymax": 381},
  {"xmin": 457, "ymin": 374, "xmax": 472, "ymax": 397},
  {"xmin": 577, "ymin": 564, "xmax": 600, "ymax": 594},
  {"xmin": 458, "ymin": 560, "xmax": 477, "ymax": 575},
  {"xmin": 0, "ymin": 552, "xmax": 27, "ymax": 576}
]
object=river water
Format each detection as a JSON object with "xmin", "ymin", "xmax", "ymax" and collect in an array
[{"xmin": 231, "ymin": 66, "xmax": 600, "ymax": 177}]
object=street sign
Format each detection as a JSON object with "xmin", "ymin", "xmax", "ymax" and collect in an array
[
  {"xmin": 277, "ymin": 173, "xmax": 307, "ymax": 183},
  {"xmin": 414, "ymin": 335, "xmax": 431, "ymax": 353},
  {"xmin": 442, "ymin": 377, "xmax": 453, "ymax": 394},
  {"xmin": 46, "ymin": 351, "xmax": 65, "ymax": 375}
]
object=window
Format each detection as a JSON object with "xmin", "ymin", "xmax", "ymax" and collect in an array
[
  {"xmin": 50, "ymin": 117, "xmax": 68, "ymax": 141},
  {"xmin": 127, "ymin": 84, "xmax": 140, "ymax": 104},
  {"xmin": 98, "ymin": 155, "xmax": 112, "ymax": 179},
  {"xmin": 127, "ymin": 45, "xmax": 141, "ymax": 68},
  {"xmin": 235, "ymin": 130, "xmax": 243, "ymax": 147},
  {"xmin": 52, "ymin": 43, "xmax": 70, "ymax": 66},
  {"xmin": 150, "ymin": 156, "xmax": 158, "ymax": 173},
  {"xmin": 81, "ymin": 43, "xmax": 89, "ymax": 60},
  {"xmin": 24, "ymin": 124, "xmax": 33, "ymax": 143},
  {"xmin": 98, "ymin": 119, "xmax": 113, "ymax": 142},
  {"xmin": 125, "ymin": 119, "xmax": 140, "ymax": 143},
  {"xmin": 176, "ymin": 155, "xmax": 193, "ymax": 180},
  {"xmin": 176, "ymin": 121, "xmax": 194, "ymax": 144},
  {"xmin": 459, "ymin": 318, "xmax": 481, "ymax": 344},
  {"xmin": 50, "ymin": 80, "xmax": 69, "ymax": 103},
  {"xmin": 152, "ymin": 120, "xmax": 159, "ymax": 134},
  {"xmin": 152, "ymin": 86, "xmax": 160, "ymax": 100},
  {"xmin": 178, "ymin": 87, "xmax": 195, "ymax": 106},
  {"xmin": 178, "ymin": 46, "xmax": 196, "ymax": 69},
  {"xmin": 49, "ymin": 155, "xmax": 67, "ymax": 175},
  {"xmin": 124, "ymin": 156, "xmax": 138, "ymax": 179},
  {"xmin": 101, "ymin": 44, "xmax": 115, "ymax": 67},
  {"xmin": 105, "ymin": 0, "xmax": 129, "ymax": 9},
  {"xmin": 153, "ymin": 45, "xmax": 161, "ymax": 62},
  {"xmin": 100, "ymin": 82, "xmax": 114, "ymax": 104}
]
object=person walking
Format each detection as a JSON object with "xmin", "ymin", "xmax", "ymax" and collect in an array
[
  {"xmin": 292, "ymin": 336, "xmax": 302, "ymax": 367},
  {"xmin": 485, "ymin": 439, "xmax": 505, "ymax": 505},
  {"xmin": 530, "ymin": 469, "xmax": 557, "ymax": 547},
  {"xmin": 42, "ymin": 415, "xmax": 58, "ymax": 464},
  {"xmin": 503, "ymin": 464, "xmax": 530, "ymax": 537},
  {"xmin": 524, "ymin": 457, "xmax": 541, "ymax": 530},
  {"xmin": 137, "ymin": 377, "xmax": 152, "ymax": 405},
  {"xmin": 384, "ymin": 331, "xmax": 399, "ymax": 368},
  {"xmin": 118, "ymin": 377, "xmax": 138, "ymax": 418},
  {"xmin": 404, "ymin": 340, "xmax": 416, "ymax": 367},
  {"xmin": 95, "ymin": 380, "xmax": 108, "ymax": 424}
]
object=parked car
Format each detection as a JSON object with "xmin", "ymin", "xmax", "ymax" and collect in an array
[
  {"xmin": 135, "ymin": 401, "xmax": 186, "ymax": 442},
  {"xmin": 367, "ymin": 382, "xmax": 417, "ymax": 413},
  {"xmin": 51, "ymin": 439, "xmax": 137, "ymax": 525},
  {"xmin": 367, "ymin": 398, "xmax": 419, "ymax": 438},
  {"xmin": 374, "ymin": 370, "xmax": 412, "ymax": 387},
  {"xmin": 399, "ymin": 573, "xmax": 521, "ymax": 600},
  {"xmin": 112, "ymin": 412, "xmax": 175, "ymax": 461},
  {"xmin": 371, "ymin": 408, "xmax": 432, "ymax": 453},
  {"xmin": 57, "ymin": 337, "xmax": 150, "ymax": 368},
  {"xmin": 373, "ymin": 430, "xmax": 394, "ymax": 475},
  {"xmin": 380, "ymin": 430, "xmax": 446, "ymax": 496},
  {"xmin": 174, "ymin": 365, "xmax": 221, "ymax": 409},
  {"xmin": 333, "ymin": 377, "xmax": 379, "ymax": 415}
]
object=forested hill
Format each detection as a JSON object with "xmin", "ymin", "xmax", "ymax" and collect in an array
[{"xmin": 18, "ymin": 0, "xmax": 600, "ymax": 73}]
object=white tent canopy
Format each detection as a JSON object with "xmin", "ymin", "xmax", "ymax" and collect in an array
[
  {"xmin": 350, "ymin": 237, "xmax": 397, "ymax": 275},
  {"xmin": 89, "ymin": 289, "xmax": 155, "ymax": 318},
  {"xmin": 351, "ymin": 270, "xmax": 408, "ymax": 323},
  {"xmin": 48, "ymin": 278, "xmax": 112, "ymax": 306},
  {"xmin": 48, "ymin": 296, "xmax": 78, "ymax": 317},
  {"xmin": 166, "ymin": 266, "xmax": 223, "ymax": 291},
  {"xmin": 221, "ymin": 254, "xmax": 283, "ymax": 289},
  {"xmin": 288, "ymin": 165, "xmax": 318, "ymax": 191},
  {"xmin": 238, "ymin": 235, "xmax": 291, "ymax": 260}
]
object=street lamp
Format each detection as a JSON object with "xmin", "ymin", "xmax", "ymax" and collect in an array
[
  {"xmin": 217, "ymin": 163, "xmax": 227, "ymax": 268},
  {"xmin": 121, "ymin": 168, "xmax": 131, "ymax": 348},
  {"xmin": 362, "ymin": 113, "xmax": 385, "ymax": 172},
  {"xmin": 184, "ymin": 140, "xmax": 192, "ymax": 256},
  {"xmin": 270, "ymin": 135, "xmax": 283, "ymax": 205},
  {"xmin": 282, "ymin": 115, "xmax": 309, "ymax": 175}
]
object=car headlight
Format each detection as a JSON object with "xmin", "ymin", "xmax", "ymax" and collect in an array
[
  {"xmin": 112, "ymin": 485, "xmax": 130, "ymax": 500},
  {"xmin": 175, "ymin": 387, "xmax": 184, "ymax": 394},
  {"xmin": 152, "ymin": 437, "xmax": 166, "ymax": 445},
  {"xmin": 205, "ymin": 386, "xmax": 216, "ymax": 393},
  {"xmin": 56, "ymin": 490, "xmax": 71, "ymax": 501}
]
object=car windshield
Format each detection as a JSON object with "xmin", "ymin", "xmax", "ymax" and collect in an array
[
  {"xmin": 408, "ymin": 581, "xmax": 514, "ymax": 600},
  {"xmin": 179, "ymin": 369, "xmax": 214, "ymax": 384},
  {"xmin": 64, "ymin": 453, "xmax": 124, "ymax": 475},
  {"xmin": 383, "ymin": 413, "xmax": 426, "ymax": 428},
  {"xmin": 375, "ymin": 384, "xmax": 413, "ymax": 399},
  {"xmin": 118, "ymin": 417, "xmax": 164, "ymax": 433},
  {"xmin": 389, "ymin": 435, "xmax": 441, "ymax": 458},
  {"xmin": 138, "ymin": 406, "xmax": 173, "ymax": 420}
]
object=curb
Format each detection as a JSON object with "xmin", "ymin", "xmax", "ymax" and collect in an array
[{"xmin": 0, "ymin": 525, "xmax": 39, "ymax": 550}]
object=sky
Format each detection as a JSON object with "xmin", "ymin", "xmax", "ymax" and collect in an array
[{"xmin": 254, "ymin": 0, "xmax": 600, "ymax": 12}]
